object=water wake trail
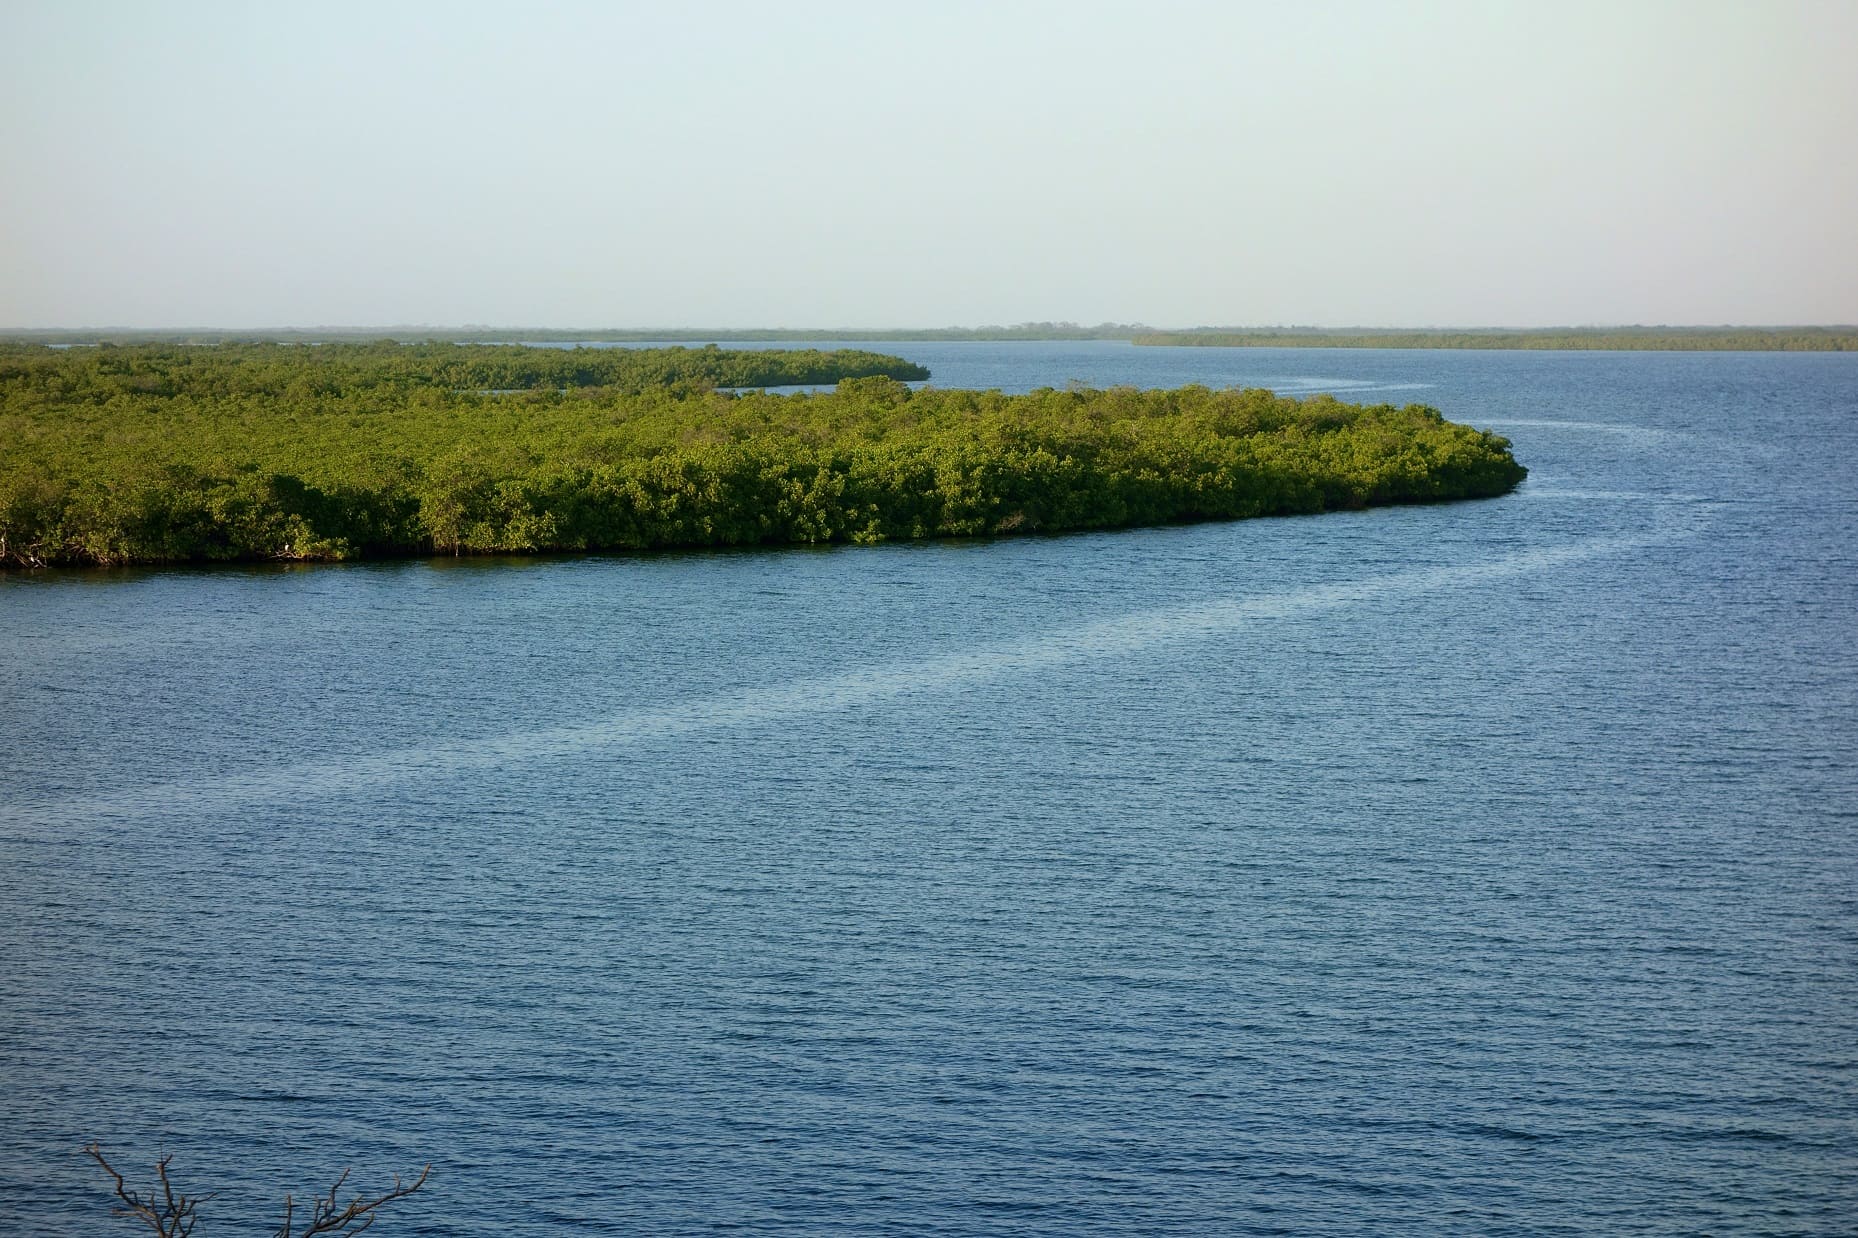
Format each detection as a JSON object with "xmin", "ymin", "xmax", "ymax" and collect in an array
[
  {"xmin": 1269, "ymin": 380, "xmax": 1436, "ymax": 397},
  {"xmin": 1478, "ymin": 418, "xmax": 1669, "ymax": 433},
  {"xmin": 2, "ymin": 511, "xmax": 1707, "ymax": 828}
]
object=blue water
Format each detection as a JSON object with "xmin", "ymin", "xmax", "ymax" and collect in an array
[{"xmin": 3, "ymin": 343, "xmax": 1855, "ymax": 1235}]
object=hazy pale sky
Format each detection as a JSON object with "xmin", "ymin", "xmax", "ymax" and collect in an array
[{"xmin": 3, "ymin": 0, "xmax": 1854, "ymax": 328}]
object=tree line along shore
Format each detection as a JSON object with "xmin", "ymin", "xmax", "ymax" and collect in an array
[
  {"xmin": 6, "ymin": 326, "xmax": 1853, "ymax": 350},
  {"xmin": 1130, "ymin": 328, "xmax": 1858, "ymax": 351},
  {"xmin": 0, "ymin": 343, "xmax": 1527, "ymax": 568}
]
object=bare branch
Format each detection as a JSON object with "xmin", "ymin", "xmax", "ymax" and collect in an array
[
  {"xmin": 86, "ymin": 1141, "xmax": 427, "ymax": 1237},
  {"xmin": 82, "ymin": 1144, "xmax": 217, "ymax": 1238},
  {"xmin": 83, "ymin": 1143, "xmax": 129, "ymax": 1203},
  {"xmin": 277, "ymin": 1163, "xmax": 430, "ymax": 1238}
]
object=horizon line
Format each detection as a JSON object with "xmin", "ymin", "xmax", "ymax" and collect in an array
[{"xmin": 6, "ymin": 322, "xmax": 1858, "ymax": 335}]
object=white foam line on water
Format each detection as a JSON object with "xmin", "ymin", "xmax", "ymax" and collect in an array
[
  {"xmin": 1481, "ymin": 415, "xmax": 1773, "ymax": 460},
  {"xmin": 1270, "ymin": 381, "xmax": 1436, "ymax": 396},
  {"xmin": 2, "ymin": 514, "xmax": 1703, "ymax": 829},
  {"xmin": 1520, "ymin": 489, "xmax": 1713, "ymax": 503},
  {"xmin": 1478, "ymin": 418, "xmax": 1672, "ymax": 435}
]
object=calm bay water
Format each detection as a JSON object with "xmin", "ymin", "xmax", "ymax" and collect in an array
[{"xmin": 3, "ymin": 343, "xmax": 1855, "ymax": 1235}]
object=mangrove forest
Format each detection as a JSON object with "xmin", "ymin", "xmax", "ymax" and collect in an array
[{"xmin": 0, "ymin": 342, "xmax": 1527, "ymax": 568}]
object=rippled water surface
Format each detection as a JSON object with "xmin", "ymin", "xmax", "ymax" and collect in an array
[{"xmin": 4, "ymin": 344, "xmax": 1855, "ymax": 1235}]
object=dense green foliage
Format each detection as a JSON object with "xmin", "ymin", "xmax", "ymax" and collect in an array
[
  {"xmin": 1134, "ymin": 327, "xmax": 1858, "ymax": 351},
  {"xmin": 0, "ymin": 344, "xmax": 1525, "ymax": 568},
  {"xmin": 2, "ymin": 324, "xmax": 1145, "ymax": 346},
  {"xmin": 0, "ymin": 341, "xmax": 927, "ymax": 399}
]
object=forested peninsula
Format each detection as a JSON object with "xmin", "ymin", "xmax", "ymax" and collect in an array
[
  {"xmin": 0, "ymin": 340, "xmax": 931, "ymax": 394},
  {"xmin": 2, "ymin": 325, "xmax": 1143, "ymax": 346},
  {"xmin": 0, "ymin": 343, "xmax": 1525, "ymax": 568}
]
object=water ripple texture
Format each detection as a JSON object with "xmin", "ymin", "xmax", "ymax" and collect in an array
[{"xmin": 3, "ymin": 345, "xmax": 1855, "ymax": 1236}]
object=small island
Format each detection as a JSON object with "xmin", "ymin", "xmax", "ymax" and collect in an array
[{"xmin": 0, "ymin": 343, "xmax": 1525, "ymax": 567}]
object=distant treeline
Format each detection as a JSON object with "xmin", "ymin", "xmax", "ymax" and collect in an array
[
  {"xmin": 1134, "ymin": 328, "xmax": 1858, "ymax": 351},
  {"xmin": 0, "ymin": 341, "xmax": 927, "ymax": 399},
  {"xmin": 3, "ymin": 323, "xmax": 1146, "ymax": 346},
  {"xmin": 0, "ymin": 344, "xmax": 1525, "ymax": 568},
  {"xmin": 9, "ymin": 324, "xmax": 1856, "ymax": 350}
]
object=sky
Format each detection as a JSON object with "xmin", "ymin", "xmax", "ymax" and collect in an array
[{"xmin": 2, "ymin": 0, "xmax": 1855, "ymax": 329}]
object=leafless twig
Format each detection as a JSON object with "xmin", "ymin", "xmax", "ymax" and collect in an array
[
  {"xmin": 84, "ymin": 1143, "xmax": 429, "ymax": 1236},
  {"xmin": 82, "ymin": 1143, "xmax": 217, "ymax": 1238},
  {"xmin": 276, "ymin": 1162, "xmax": 431, "ymax": 1237}
]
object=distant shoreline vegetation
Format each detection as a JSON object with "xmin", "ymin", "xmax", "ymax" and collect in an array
[
  {"xmin": 0, "ymin": 324, "xmax": 1145, "ymax": 346},
  {"xmin": 5, "ymin": 324, "xmax": 1854, "ymax": 350},
  {"xmin": 1132, "ymin": 327, "xmax": 1858, "ymax": 351},
  {"xmin": 0, "ymin": 340, "xmax": 930, "ymax": 393},
  {"xmin": 1, "ymin": 343, "xmax": 1526, "ymax": 569}
]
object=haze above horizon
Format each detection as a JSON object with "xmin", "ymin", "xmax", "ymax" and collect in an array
[{"xmin": 3, "ymin": 0, "xmax": 1854, "ymax": 330}]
